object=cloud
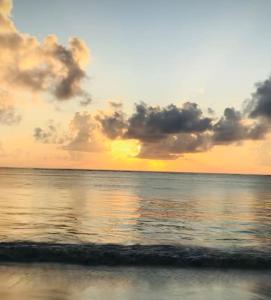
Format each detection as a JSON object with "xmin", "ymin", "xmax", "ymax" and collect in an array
[
  {"xmin": 123, "ymin": 102, "xmax": 212, "ymax": 142},
  {"xmin": 96, "ymin": 93, "xmax": 271, "ymax": 160},
  {"xmin": 108, "ymin": 101, "xmax": 123, "ymax": 109},
  {"xmin": 0, "ymin": 104, "xmax": 21, "ymax": 125},
  {"xmin": 213, "ymin": 107, "xmax": 269, "ymax": 144},
  {"xmin": 207, "ymin": 107, "xmax": 215, "ymax": 115},
  {"xmin": 247, "ymin": 77, "xmax": 271, "ymax": 119},
  {"xmin": 96, "ymin": 102, "xmax": 213, "ymax": 159},
  {"xmin": 33, "ymin": 120, "xmax": 68, "ymax": 144},
  {"xmin": 0, "ymin": 94, "xmax": 21, "ymax": 125},
  {"xmin": 138, "ymin": 133, "xmax": 212, "ymax": 160},
  {"xmin": 34, "ymin": 73, "xmax": 271, "ymax": 161},
  {"xmin": 34, "ymin": 112, "xmax": 105, "ymax": 153},
  {"xmin": 97, "ymin": 111, "xmax": 127, "ymax": 139},
  {"xmin": 64, "ymin": 112, "xmax": 104, "ymax": 152},
  {"xmin": 96, "ymin": 102, "xmax": 127, "ymax": 139},
  {"xmin": 0, "ymin": 0, "xmax": 91, "ymax": 105},
  {"xmin": 0, "ymin": 0, "xmax": 12, "ymax": 18}
]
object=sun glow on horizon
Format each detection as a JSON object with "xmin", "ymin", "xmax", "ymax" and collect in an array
[{"xmin": 110, "ymin": 140, "xmax": 141, "ymax": 159}]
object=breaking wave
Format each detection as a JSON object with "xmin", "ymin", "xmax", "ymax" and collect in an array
[{"xmin": 0, "ymin": 242, "xmax": 270, "ymax": 269}]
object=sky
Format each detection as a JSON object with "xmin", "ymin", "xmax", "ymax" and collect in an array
[{"xmin": 0, "ymin": 0, "xmax": 271, "ymax": 174}]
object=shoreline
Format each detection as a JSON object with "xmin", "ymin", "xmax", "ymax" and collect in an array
[
  {"xmin": 0, "ymin": 242, "xmax": 270, "ymax": 269},
  {"xmin": 0, "ymin": 263, "xmax": 270, "ymax": 300}
]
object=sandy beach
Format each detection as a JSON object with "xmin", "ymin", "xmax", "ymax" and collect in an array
[{"xmin": 0, "ymin": 263, "xmax": 270, "ymax": 300}]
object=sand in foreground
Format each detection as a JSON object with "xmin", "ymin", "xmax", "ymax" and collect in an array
[{"xmin": 0, "ymin": 263, "xmax": 270, "ymax": 300}]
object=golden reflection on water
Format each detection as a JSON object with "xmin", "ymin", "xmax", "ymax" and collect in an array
[{"xmin": 0, "ymin": 168, "xmax": 270, "ymax": 248}]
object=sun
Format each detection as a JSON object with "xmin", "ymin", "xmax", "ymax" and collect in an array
[{"xmin": 111, "ymin": 140, "xmax": 140, "ymax": 158}]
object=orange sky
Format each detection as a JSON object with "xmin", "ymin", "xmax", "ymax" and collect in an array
[{"xmin": 0, "ymin": 136, "xmax": 270, "ymax": 175}]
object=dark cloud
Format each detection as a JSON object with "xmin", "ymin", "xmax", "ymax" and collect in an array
[
  {"xmin": 120, "ymin": 102, "xmax": 214, "ymax": 159},
  {"xmin": 96, "ymin": 102, "xmax": 214, "ymax": 159},
  {"xmin": 247, "ymin": 121, "xmax": 270, "ymax": 139},
  {"xmin": 8, "ymin": 37, "xmax": 91, "ymax": 104},
  {"xmin": 96, "ymin": 110, "xmax": 127, "ymax": 139},
  {"xmin": 124, "ymin": 102, "xmax": 213, "ymax": 142},
  {"xmin": 52, "ymin": 42, "xmax": 88, "ymax": 101},
  {"xmin": 213, "ymin": 107, "xmax": 269, "ymax": 144},
  {"xmin": 97, "ymin": 98, "xmax": 271, "ymax": 160},
  {"xmin": 97, "ymin": 101, "xmax": 213, "ymax": 142},
  {"xmin": 138, "ymin": 133, "xmax": 212, "ymax": 160},
  {"xmin": 247, "ymin": 77, "xmax": 271, "ymax": 119}
]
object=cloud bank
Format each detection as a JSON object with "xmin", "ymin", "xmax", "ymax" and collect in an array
[
  {"xmin": 95, "ymin": 77, "xmax": 271, "ymax": 160},
  {"xmin": 34, "ymin": 72, "xmax": 271, "ymax": 160}
]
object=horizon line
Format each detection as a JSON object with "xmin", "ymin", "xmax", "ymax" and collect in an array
[{"xmin": 0, "ymin": 166, "xmax": 270, "ymax": 177}]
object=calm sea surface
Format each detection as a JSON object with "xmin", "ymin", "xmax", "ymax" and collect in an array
[{"xmin": 0, "ymin": 168, "xmax": 270, "ymax": 250}]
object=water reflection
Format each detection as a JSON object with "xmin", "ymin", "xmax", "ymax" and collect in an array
[
  {"xmin": 0, "ymin": 168, "xmax": 270, "ymax": 248},
  {"xmin": 0, "ymin": 264, "xmax": 270, "ymax": 300},
  {"xmin": 129, "ymin": 172, "xmax": 271, "ymax": 247}
]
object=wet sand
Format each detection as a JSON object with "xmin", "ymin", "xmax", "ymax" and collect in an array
[{"xmin": 0, "ymin": 263, "xmax": 270, "ymax": 300}]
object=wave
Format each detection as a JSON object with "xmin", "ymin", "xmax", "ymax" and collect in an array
[{"xmin": 0, "ymin": 242, "xmax": 270, "ymax": 269}]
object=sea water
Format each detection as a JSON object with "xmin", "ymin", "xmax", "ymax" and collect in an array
[{"xmin": 0, "ymin": 168, "xmax": 270, "ymax": 299}]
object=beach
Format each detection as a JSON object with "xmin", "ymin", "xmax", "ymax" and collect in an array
[
  {"xmin": 0, "ymin": 263, "xmax": 269, "ymax": 300},
  {"xmin": 0, "ymin": 264, "xmax": 271, "ymax": 300}
]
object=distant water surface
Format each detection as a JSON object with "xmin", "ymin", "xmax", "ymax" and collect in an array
[{"xmin": 0, "ymin": 168, "xmax": 270, "ymax": 251}]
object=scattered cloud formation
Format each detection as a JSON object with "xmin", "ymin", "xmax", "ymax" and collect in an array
[
  {"xmin": 34, "ymin": 112, "xmax": 105, "ymax": 153},
  {"xmin": 2, "ymin": 0, "xmax": 271, "ymax": 164},
  {"xmin": 0, "ymin": 0, "xmax": 91, "ymax": 105}
]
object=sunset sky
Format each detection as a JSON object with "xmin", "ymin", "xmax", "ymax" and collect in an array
[{"xmin": 1, "ymin": 0, "xmax": 271, "ymax": 174}]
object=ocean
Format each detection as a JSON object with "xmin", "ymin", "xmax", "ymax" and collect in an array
[{"xmin": 0, "ymin": 168, "xmax": 270, "ymax": 299}]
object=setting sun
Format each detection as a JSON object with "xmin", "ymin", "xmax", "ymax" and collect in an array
[{"xmin": 110, "ymin": 140, "xmax": 140, "ymax": 158}]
